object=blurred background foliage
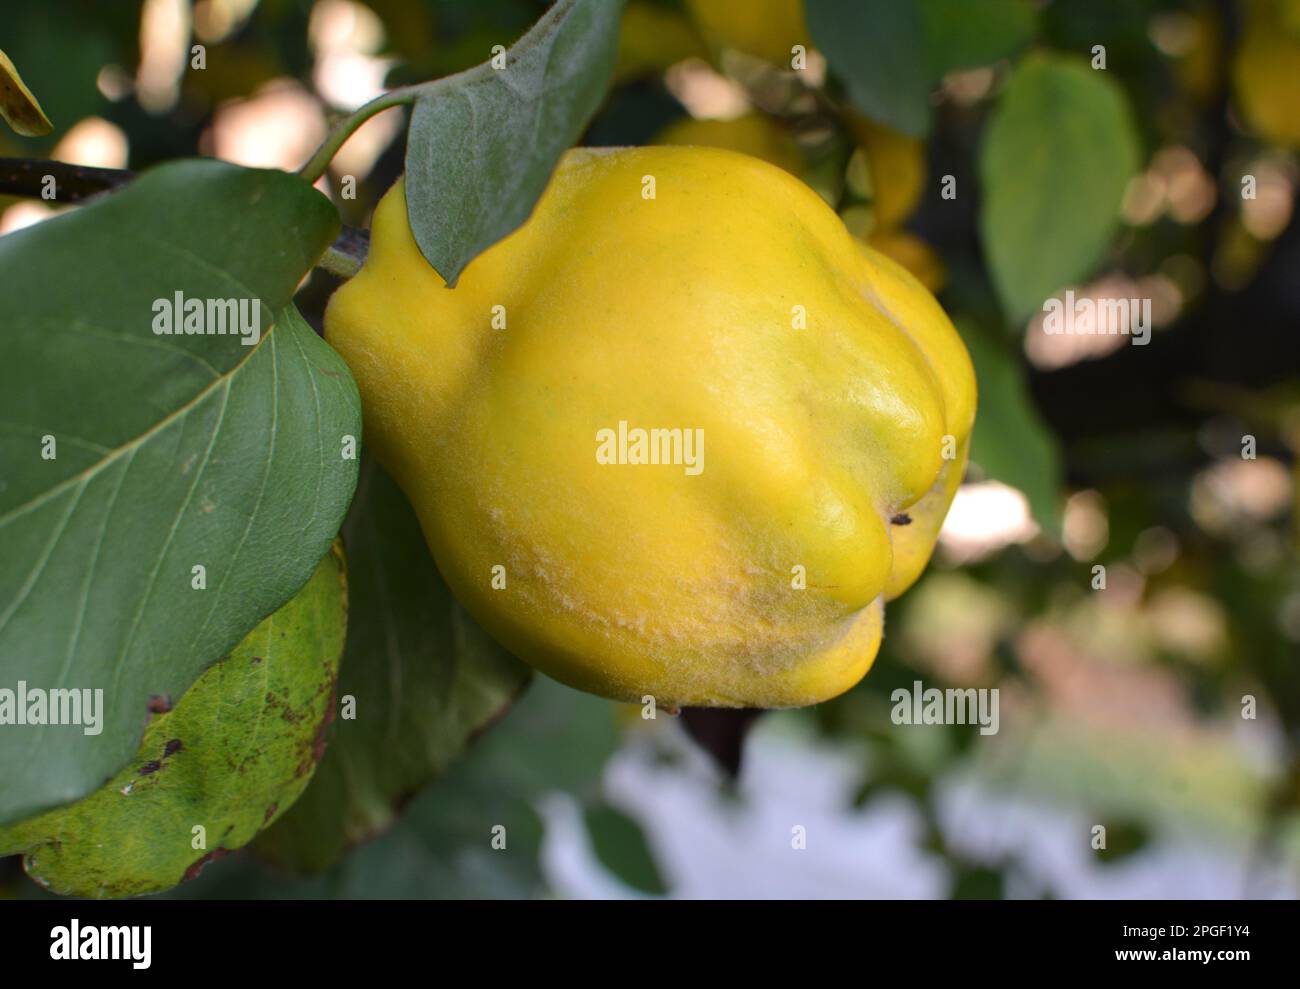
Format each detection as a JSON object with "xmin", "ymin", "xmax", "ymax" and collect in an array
[{"xmin": 2, "ymin": 0, "xmax": 1299, "ymax": 899}]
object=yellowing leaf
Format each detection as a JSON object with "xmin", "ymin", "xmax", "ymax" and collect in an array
[
  {"xmin": 0, "ymin": 543, "xmax": 348, "ymax": 898},
  {"xmin": 0, "ymin": 49, "xmax": 53, "ymax": 136}
]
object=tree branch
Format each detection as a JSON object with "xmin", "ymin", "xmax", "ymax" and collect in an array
[
  {"xmin": 0, "ymin": 157, "xmax": 369, "ymax": 274},
  {"xmin": 0, "ymin": 158, "xmax": 134, "ymax": 203}
]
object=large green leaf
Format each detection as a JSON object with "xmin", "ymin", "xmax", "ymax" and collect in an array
[
  {"xmin": 960, "ymin": 321, "xmax": 1063, "ymax": 533},
  {"xmin": 806, "ymin": 0, "xmax": 932, "ymax": 137},
  {"xmin": 0, "ymin": 543, "xmax": 347, "ymax": 898},
  {"xmin": 404, "ymin": 0, "xmax": 625, "ymax": 286},
  {"xmin": 254, "ymin": 458, "xmax": 531, "ymax": 873},
  {"xmin": 0, "ymin": 161, "xmax": 357, "ymax": 825},
  {"xmin": 919, "ymin": 0, "xmax": 1037, "ymax": 80},
  {"xmin": 978, "ymin": 54, "xmax": 1141, "ymax": 322}
]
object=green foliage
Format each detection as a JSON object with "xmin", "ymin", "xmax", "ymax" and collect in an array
[
  {"xmin": 584, "ymin": 801, "xmax": 667, "ymax": 895},
  {"xmin": 158, "ymin": 676, "xmax": 621, "ymax": 899},
  {"xmin": 2, "ymin": 0, "xmax": 1297, "ymax": 903},
  {"xmin": 0, "ymin": 544, "xmax": 347, "ymax": 898},
  {"xmin": 255, "ymin": 459, "xmax": 531, "ymax": 872},
  {"xmin": 919, "ymin": 0, "xmax": 1038, "ymax": 79},
  {"xmin": 1094, "ymin": 817, "xmax": 1152, "ymax": 865},
  {"xmin": 960, "ymin": 321, "xmax": 1064, "ymax": 533},
  {"xmin": 807, "ymin": 0, "xmax": 931, "ymax": 136},
  {"xmin": 978, "ymin": 54, "xmax": 1141, "ymax": 322},
  {"xmin": 404, "ymin": 0, "xmax": 626, "ymax": 285},
  {"xmin": 810, "ymin": 0, "xmax": 1038, "ymax": 136},
  {"xmin": 0, "ymin": 163, "xmax": 358, "ymax": 826}
]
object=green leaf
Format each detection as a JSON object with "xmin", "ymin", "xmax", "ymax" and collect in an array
[
  {"xmin": 919, "ymin": 0, "xmax": 1037, "ymax": 80},
  {"xmin": 0, "ymin": 543, "xmax": 347, "ymax": 898},
  {"xmin": 345, "ymin": 676, "xmax": 620, "ymax": 898},
  {"xmin": 0, "ymin": 161, "xmax": 358, "ymax": 826},
  {"xmin": 960, "ymin": 321, "xmax": 1063, "ymax": 533},
  {"xmin": 404, "ymin": 0, "xmax": 625, "ymax": 286},
  {"xmin": 806, "ymin": 0, "xmax": 931, "ymax": 137},
  {"xmin": 478, "ymin": 674, "xmax": 621, "ymax": 797},
  {"xmin": 1093, "ymin": 816, "xmax": 1151, "ymax": 865},
  {"xmin": 951, "ymin": 863, "xmax": 1006, "ymax": 899},
  {"xmin": 978, "ymin": 54, "xmax": 1141, "ymax": 322},
  {"xmin": 160, "ymin": 676, "xmax": 622, "ymax": 900},
  {"xmin": 254, "ymin": 458, "xmax": 531, "ymax": 873},
  {"xmin": 584, "ymin": 801, "xmax": 666, "ymax": 896}
]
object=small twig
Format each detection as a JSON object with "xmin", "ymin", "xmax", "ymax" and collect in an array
[
  {"xmin": 0, "ymin": 158, "xmax": 134, "ymax": 204},
  {"xmin": 319, "ymin": 226, "xmax": 370, "ymax": 279}
]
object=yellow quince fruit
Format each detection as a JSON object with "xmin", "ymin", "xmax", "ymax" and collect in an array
[
  {"xmin": 683, "ymin": 0, "xmax": 807, "ymax": 66},
  {"xmin": 1233, "ymin": 0, "xmax": 1300, "ymax": 148},
  {"xmin": 866, "ymin": 228, "xmax": 946, "ymax": 293},
  {"xmin": 653, "ymin": 112, "xmax": 804, "ymax": 175},
  {"xmin": 325, "ymin": 146, "xmax": 975, "ymax": 708},
  {"xmin": 846, "ymin": 113, "xmax": 927, "ymax": 229},
  {"xmin": 615, "ymin": 1, "xmax": 709, "ymax": 82}
]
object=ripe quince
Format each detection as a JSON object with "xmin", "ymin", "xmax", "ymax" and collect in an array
[
  {"xmin": 615, "ymin": 1, "xmax": 709, "ymax": 82},
  {"xmin": 653, "ymin": 113, "xmax": 804, "ymax": 175},
  {"xmin": 846, "ymin": 113, "xmax": 927, "ymax": 230},
  {"xmin": 325, "ymin": 146, "xmax": 975, "ymax": 708},
  {"xmin": 866, "ymin": 228, "xmax": 946, "ymax": 293},
  {"xmin": 683, "ymin": 0, "xmax": 807, "ymax": 66},
  {"xmin": 1233, "ymin": 0, "xmax": 1300, "ymax": 148}
]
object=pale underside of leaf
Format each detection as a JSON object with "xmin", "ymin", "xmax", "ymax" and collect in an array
[{"xmin": 403, "ymin": 0, "xmax": 625, "ymax": 285}]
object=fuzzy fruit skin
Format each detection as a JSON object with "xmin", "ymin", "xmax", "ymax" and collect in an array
[{"xmin": 325, "ymin": 147, "xmax": 975, "ymax": 708}]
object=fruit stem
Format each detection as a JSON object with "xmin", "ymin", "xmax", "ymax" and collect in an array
[
  {"xmin": 297, "ymin": 88, "xmax": 418, "ymax": 184},
  {"xmin": 318, "ymin": 226, "xmax": 369, "ymax": 279}
]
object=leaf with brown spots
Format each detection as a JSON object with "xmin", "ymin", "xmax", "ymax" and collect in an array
[{"xmin": 0, "ymin": 543, "xmax": 347, "ymax": 898}]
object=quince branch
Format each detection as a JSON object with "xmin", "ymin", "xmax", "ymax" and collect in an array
[{"xmin": 0, "ymin": 157, "xmax": 368, "ymax": 275}]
